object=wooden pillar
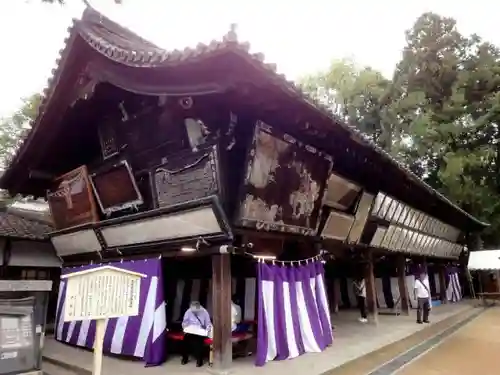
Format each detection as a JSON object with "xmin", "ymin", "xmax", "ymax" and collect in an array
[
  {"xmin": 364, "ymin": 249, "xmax": 378, "ymax": 324},
  {"xmin": 439, "ymin": 266, "xmax": 447, "ymax": 304},
  {"xmin": 211, "ymin": 253, "xmax": 232, "ymax": 373},
  {"xmin": 397, "ymin": 254, "xmax": 410, "ymax": 315}
]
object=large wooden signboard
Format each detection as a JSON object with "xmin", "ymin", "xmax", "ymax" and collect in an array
[
  {"xmin": 47, "ymin": 166, "xmax": 99, "ymax": 230},
  {"xmin": 151, "ymin": 145, "xmax": 221, "ymax": 208},
  {"xmin": 237, "ymin": 121, "xmax": 332, "ymax": 235},
  {"xmin": 61, "ymin": 266, "xmax": 145, "ymax": 375},
  {"xmin": 62, "ymin": 266, "xmax": 144, "ymax": 322}
]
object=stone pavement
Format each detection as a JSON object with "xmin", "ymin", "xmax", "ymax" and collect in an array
[
  {"xmin": 395, "ymin": 306, "xmax": 500, "ymax": 375},
  {"xmin": 42, "ymin": 302, "xmax": 474, "ymax": 375}
]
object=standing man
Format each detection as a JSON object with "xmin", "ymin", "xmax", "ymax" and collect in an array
[
  {"xmin": 353, "ymin": 276, "xmax": 368, "ymax": 323},
  {"xmin": 414, "ymin": 273, "xmax": 432, "ymax": 324}
]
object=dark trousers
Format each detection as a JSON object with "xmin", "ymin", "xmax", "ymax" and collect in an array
[
  {"xmin": 182, "ymin": 333, "xmax": 205, "ymax": 364},
  {"xmin": 357, "ymin": 296, "xmax": 367, "ymax": 319},
  {"xmin": 417, "ymin": 298, "xmax": 430, "ymax": 323}
]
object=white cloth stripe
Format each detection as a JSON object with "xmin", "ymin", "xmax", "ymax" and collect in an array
[
  {"xmin": 134, "ymin": 277, "xmax": 158, "ymax": 357},
  {"xmin": 76, "ymin": 320, "xmax": 91, "ymax": 347},
  {"xmin": 261, "ymin": 280, "xmax": 277, "ymax": 361},
  {"xmin": 56, "ymin": 281, "xmax": 66, "ymax": 341},
  {"xmin": 111, "ymin": 316, "xmax": 129, "ymax": 354},
  {"xmin": 65, "ymin": 321, "xmax": 76, "ymax": 342},
  {"xmin": 282, "ymin": 281, "xmax": 299, "ymax": 358},
  {"xmin": 153, "ymin": 302, "xmax": 167, "ymax": 342}
]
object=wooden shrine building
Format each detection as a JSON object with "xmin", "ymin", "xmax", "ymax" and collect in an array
[{"xmin": 0, "ymin": 7, "xmax": 488, "ymax": 371}]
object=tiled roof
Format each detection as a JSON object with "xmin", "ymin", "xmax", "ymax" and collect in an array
[
  {"xmin": 0, "ymin": 210, "xmax": 53, "ymax": 240},
  {"xmin": 2, "ymin": 6, "xmax": 488, "ymax": 229}
]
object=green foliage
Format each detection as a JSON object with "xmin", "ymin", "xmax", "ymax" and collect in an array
[
  {"xmin": 301, "ymin": 12, "xmax": 500, "ymax": 246},
  {"xmin": 0, "ymin": 94, "xmax": 41, "ymax": 169}
]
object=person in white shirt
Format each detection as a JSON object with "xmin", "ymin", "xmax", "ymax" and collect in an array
[
  {"xmin": 353, "ymin": 276, "xmax": 368, "ymax": 323},
  {"xmin": 414, "ymin": 273, "xmax": 432, "ymax": 324},
  {"xmin": 231, "ymin": 297, "xmax": 242, "ymax": 331}
]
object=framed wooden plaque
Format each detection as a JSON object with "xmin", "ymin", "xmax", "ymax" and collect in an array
[
  {"xmin": 47, "ymin": 166, "xmax": 99, "ymax": 230},
  {"xmin": 90, "ymin": 160, "xmax": 144, "ymax": 216}
]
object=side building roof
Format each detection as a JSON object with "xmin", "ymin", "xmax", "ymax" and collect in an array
[
  {"xmin": 0, "ymin": 6, "xmax": 488, "ymax": 232},
  {"xmin": 0, "ymin": 208, "xmax": 53, "ymax": 240}
]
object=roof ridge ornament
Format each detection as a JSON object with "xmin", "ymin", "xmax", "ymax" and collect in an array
[{"xmin": 224, "ymin": 23, "xmax": 238, "ymax": 43}]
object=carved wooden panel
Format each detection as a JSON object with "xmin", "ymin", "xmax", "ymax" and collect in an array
[
  {"xmin": 122, "ymin": 106, "xmax": 188, "ymax": 171},
  {"xmin": 151, "ymin": 145, "xmax": 220, "ymax": 208},
  {"xmin": 47, "ymin": 166, "xmax": 99, "ymax": 230},
  {"xmin": 90, "ymin": 160, "xmax": 143, "ymax": 215},
  {"xmin": 98, "ymin": 120, "xmax": 119, "ymax": 160},
  {"xmin": 237, "ymin": 121, "xmax": 332, "ymax": 235}
]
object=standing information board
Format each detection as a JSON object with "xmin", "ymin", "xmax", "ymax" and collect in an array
[{"xmin": 61, "ymin": 266, "xmax": 146, "ymax": 375}]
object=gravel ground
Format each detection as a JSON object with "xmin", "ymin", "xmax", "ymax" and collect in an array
[{"xmin": 396, "ymin": 307, "xmax": 500, "ymax": 375}]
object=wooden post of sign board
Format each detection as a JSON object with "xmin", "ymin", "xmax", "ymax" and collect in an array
[
  {"xmin": 397, "ymin": 254, "xmax": 410, "ymax": 315},
  {"xmin": 93, "ymin": 319, "xmax": 106, "ymax": 375}
]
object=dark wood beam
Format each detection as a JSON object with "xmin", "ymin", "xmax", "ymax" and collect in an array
[{"xmin": 29, "ymin": 170, "xmax": 56, "ymax": 181}]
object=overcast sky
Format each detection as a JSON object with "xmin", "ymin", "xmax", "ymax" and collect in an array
[{"xmin": 1, "ymin": 0, "xmax": 499, "ymax": 118}]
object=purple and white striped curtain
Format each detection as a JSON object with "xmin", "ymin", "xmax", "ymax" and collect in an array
[
  {"xmin": 256, "ymin": 261, "xmax": 333, "ymax": 366},
  {"xmin": 446, "ymin": 270, "xmax": 462, "ymax": 303},
  {"xmin": 55, "ymin": 258, "xmax": 167, "ymax": 366}
]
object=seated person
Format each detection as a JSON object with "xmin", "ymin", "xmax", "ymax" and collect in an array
[
  {"xmin": 181, "ymin": 301, "xmax": 212, "ymax": 367},
  {"xmin": 231, "ymin": 296, "xmax": 242, "ymax": 332}
]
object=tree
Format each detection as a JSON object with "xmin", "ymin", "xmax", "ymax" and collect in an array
[
  {"xmin": 302, "ymin": 12, "xmax": 500, "ymax": 246},
  {"xmin": 301, "ymin": 59, "xmax": 404, "ymax": 154},
  {"xmin": 395, "ymin": 13, "xmax": 500, "ymax": 244},
  {"xmin": 0, "ymin": 94, "xmax": 42, "ymax": 169}
]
